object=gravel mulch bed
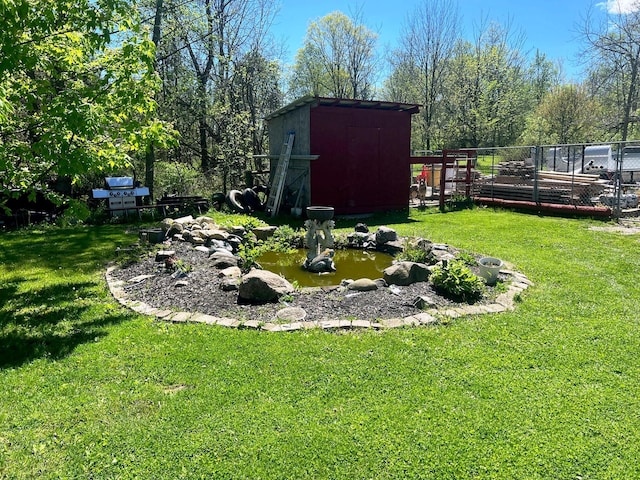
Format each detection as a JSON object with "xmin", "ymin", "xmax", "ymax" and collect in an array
[{"xmin": 109, "ymin": 240, "xmax": 505, "ymax": 324}]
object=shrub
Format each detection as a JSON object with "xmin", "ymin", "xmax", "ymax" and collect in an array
[
  {"xmin": 271, "ymin": 225, "xmax": 303, "ymax": 251},
  {"xmin": 398, "ymin": 245, "xmax": 435, "ymax": 265},
  {"xmin": 430, "ymin": 259, "xmax": 485, "ymax": 303}
]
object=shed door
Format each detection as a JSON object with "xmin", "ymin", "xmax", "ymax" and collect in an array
[{"xmin": 346, "ymin": 126, "xmax": 380, "ymax": 209}]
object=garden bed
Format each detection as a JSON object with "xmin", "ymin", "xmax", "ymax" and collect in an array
[{"xmin": 108, "ymin": 239, "xmax": 521, "ymax": 326}]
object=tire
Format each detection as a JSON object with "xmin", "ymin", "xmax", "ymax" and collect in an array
[
  {"xmin": 252, "ymin": 185, "xmax": 268, "ymax": 211},
  {"xmin": 242, "ymin": 188, "xmax": 261, "ymax": 212},
  {"xmin": 226, "ymin": 189, "xmax": 248, "ymax": 213},
  {"xmin": 211, "ymin": 192, "xmax": 225, "ymax": 211}
]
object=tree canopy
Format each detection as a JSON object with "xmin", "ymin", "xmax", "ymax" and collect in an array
[
  {"xmin": 2, "ymin": 0, "xmax": 639, "ymax": 203},
  {"xmin": 291, "ymin": 11, "xmax": 378, "ymax": 100},
  {"xmin": 0, "ymin": 0, "xmax": 173, "ymax": 198}
]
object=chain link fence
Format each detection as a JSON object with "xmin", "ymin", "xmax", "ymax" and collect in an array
[{"xmin": 411, "ymin": 143, "xmax": 640, "ymax": 218}]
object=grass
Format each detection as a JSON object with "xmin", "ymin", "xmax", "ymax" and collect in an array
[{"xmin": 1, "ymin": 209, "xmax": 640, "ymax": 478}]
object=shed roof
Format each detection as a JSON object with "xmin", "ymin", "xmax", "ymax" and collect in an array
[{"xmin": 265, "ymin": 95, "xmax": 420, "ymax": 120}]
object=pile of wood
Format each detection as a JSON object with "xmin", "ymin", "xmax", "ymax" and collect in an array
[
  {"xmin": 475, "ymin": 170, "xmax": 609, "ymax": 205},
  {"xmin": 496, "ymin": 160, "xmax": 535, "ymax": 178}
]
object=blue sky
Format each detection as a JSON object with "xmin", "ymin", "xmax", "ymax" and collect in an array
[{"xmin": 269, "ymin": 0, "xmax": 638, "ymax": 82}]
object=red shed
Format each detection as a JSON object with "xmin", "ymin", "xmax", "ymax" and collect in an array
[{"xmin": 264, "ymin": 96, "xmax": 420, "ymax": 215}]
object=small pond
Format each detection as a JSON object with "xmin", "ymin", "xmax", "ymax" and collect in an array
[{"xmin": 258, "ymin": 249, "xmax": 395, "ymax": 288}]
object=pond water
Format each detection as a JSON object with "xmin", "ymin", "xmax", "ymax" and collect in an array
[{"xmin": 258, "ymin": 249, "xmax": 395, "ymax": 288}]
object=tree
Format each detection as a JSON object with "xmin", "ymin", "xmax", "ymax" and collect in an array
[
  {"xmin": 290, "ymin": 11, "xmax": 378, "ymax": 99},
  {"xmin": 443, "ymin": 20, "xmax": 529, "ymax": 148},
  {"xmin": 527, "ymin": 50, "xmax": 561, "ymax": 107},
  {"xmin": 390, "ymin": 0, "xmax": 460, "ymax": 150},
  {"xmin": 0, "ymin": 0, "xmax": 172, "ymax": 200},
  {"xmin": 519, "ymin": 85, "xmax": 603, "ymax": 145},
  {"xmin": 581, "ymin": 2, "xmax": 640, "ymax": 140},
  {"xmin": 147, "ymin": 0, "xmax": 281, "ymax": 186}
]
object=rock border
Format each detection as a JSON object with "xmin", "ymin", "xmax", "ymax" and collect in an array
[{"xmin": 105, "ymin": 265, "xmax": 533, "ymax": 332}]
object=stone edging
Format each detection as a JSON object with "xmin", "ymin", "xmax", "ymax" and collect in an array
[{"xmin": 105, "ymin": 265, "xmax": 533, "ymax": 332}]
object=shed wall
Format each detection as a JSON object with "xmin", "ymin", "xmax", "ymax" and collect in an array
[
  {"xmin": 309, "ymin": 105, "xmax": 411, "ymax": 214},
  {"xmin": 267, "ymin": 105, "xmax": 312, "ymax": 209}
]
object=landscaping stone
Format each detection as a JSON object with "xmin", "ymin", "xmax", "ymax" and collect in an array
[
  {"xmin": 128, "ymin": 274, "xmax": 155, "ymax": 283},
  {"xmin": 347, "ymin": 231, "xmax": 375, "ymax": 249},
  {"xmin": 413, "ymin": 295, "xmax": 437, "ymax": 309},
  {"xmin": 347, "ymin": 278, "xmax": 378, "ymax": 291},
  {"xmin": 155, "ymin": 250, "xmax": 176, "ymax": 262},
  {"xmin": 252, "ymin": 226, "xmax": 278, "ymax": 241},
  {"xmin": 238, "ymin": 269, "xmax": 294, "ymax": 303},
  {"xmin": 218, "ymin": 266, "xmax": 242, "ymax": 279},
  {"xmin": 377, "ymin": 240, "xmax": 404, "ymax": 254},
  {"xmin": 210, "ymin": 248, "xmax": 235, "ymax": 257},
  {"xmin": 209, "ymin": 252, "xmax": 238, "ymax": 269},
  {"xmin": 383, "ymin": 261, "xmax": 430, "ymax": 286},
  {"xmin": 220, "ymin": 277, "xmax": 240, "ymax": 291},
  {"xmin": 375, "ymin": 226, "xmax": 398, "ymax": 244},
  {"xmin": 228, "ymin": 226, "xmax": 246, "ymax": 237},
  {"xmin": 166, "ymin": 223, "xmax": 184, "ymax": 237},
  {"xmin": 173, "ymin": 215, "xmax": 194, "ymax": 225},
  {"xmin": 275, "ymin": 307, "xmax": 307, "ymax": 322}
]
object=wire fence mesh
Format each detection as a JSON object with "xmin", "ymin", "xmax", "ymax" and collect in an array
[{"xmin": 410, "ymin": 142, "xmax": 640, "ymax": 218}]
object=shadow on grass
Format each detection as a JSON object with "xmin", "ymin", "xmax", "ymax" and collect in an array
[
  {"xmin": 253, "ymin": 208, "xmax": 423, "ymax": 230},
  {"xmin": 0, "ymin": 225, "xmax": 137, "ymax": 369},
  {"xmin": 0, "ymin": 274, "xmax": 135, "ymax": 369}
]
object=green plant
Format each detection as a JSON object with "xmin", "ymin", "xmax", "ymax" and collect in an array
[
  {"xmin": 236, "ymin": 240, "xmax": 264, "ymax": 272},
  {"xmin": 455, "ymin": 250, "xmax": 477, "ymax": 266},
  {"xmin": 398, "ymin": 243, "xmax": 435, "ymax": 264},
  {"xmin": 174, "ymin": 259, "xmax": 192, "ymax": 274},
  {"xmin": 55, "ymin": 199, "xmax": 91, "ymax": 227},
  {"xmin": 430, "ymin": 259, "xmax": 485, "ymax": 303},
  {"xmin": 270, "ymin": 225, "xmax": 303, "ymax": 251}
]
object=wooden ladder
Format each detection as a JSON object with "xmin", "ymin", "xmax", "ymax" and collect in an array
[{"xmin": 265, "ymin": 131, "xmax": 295, "ymax": 217}]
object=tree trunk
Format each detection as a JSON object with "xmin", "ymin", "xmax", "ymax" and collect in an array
[{"xmin": 144, "ymin": 0, "xmax": 163, "ymax": 200}]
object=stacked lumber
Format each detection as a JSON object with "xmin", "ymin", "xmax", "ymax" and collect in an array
[
  {"xmin": 496, "ymin": 161, "xmax": 535, "ymax": 178},
  {"xmin": 475, "ymin": 169, "xmax": 608, "ymax": 205}
]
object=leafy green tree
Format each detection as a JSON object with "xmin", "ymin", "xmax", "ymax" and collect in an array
[
  {"xmin": 389, "ymin": 0, "xmax": 460, "ymax": 151},
  {"xmin": 0, "ymin": 0, "xmax": 172, "ymax": 199},
  {"xmin": 526, "ymin": 50, "xmax": 561, "ymax": 107},
  {"xmin": 581, "ymin": 3, "xmax": 640, "ymax": 141},
  {"xmin": 290, "ymin": 11, "xmax": 378, "ymax": 99},
  {"xmin": 519, "ymin": 84, "xmax": 604, "ymax": 145},
  {"xmin": 443, "ymin": 21, "xmax": 530, "ymax": 148}
]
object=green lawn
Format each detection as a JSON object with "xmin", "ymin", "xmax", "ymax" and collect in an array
[{"xmin": 1, "ymin": 209, "xmax": 639, "ymax": 479}]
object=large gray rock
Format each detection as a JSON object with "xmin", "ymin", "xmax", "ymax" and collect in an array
[
  {"xmin": 383, "ymin": 261, "xmax": 430, "ymax": 286},
  {"xmin": 200, "ymin": 228, "xmax": 229, "ymax": 241},
  {"xmin": 238, "ymin": 270, "xmax": 294, "ymax": 303},
  {"xmin": 209, "ymin": 252, "xmax": 239, "ymax": 269},
  {"xmin": 347, "ymin": 231, "xmax": 376, "ymax": 249},
  {"xmin": 218, "ymin": 266, "xmax": 242, "ymax": 279},
  {"xmin": 165, "ymin": 222, "xmax": 184, "ymax": 237},
  {"xmin": 377, "ymin": 240, "xmax": 404, "ymax": 254},
  {"xmin": 375, "ymin": 226, "xmax": 398, "ymax": 245},
  {"xmin": 173, "ymin": 215, "xmax": 194, "ymax": 225}
]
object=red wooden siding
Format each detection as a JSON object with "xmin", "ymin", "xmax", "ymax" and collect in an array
[{"xmin": 309, "ymin": 105, "xmax": 413, "ymax": 215}]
